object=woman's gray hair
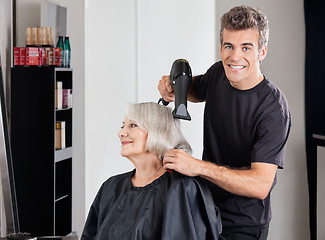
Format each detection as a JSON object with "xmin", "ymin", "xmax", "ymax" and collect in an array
[{"xmin": 126, "ymin": 102, "xmax": 192, "ymax": 159}]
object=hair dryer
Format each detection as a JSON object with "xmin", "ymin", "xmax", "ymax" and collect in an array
[{"xmin": 159, "ymin": 59, "xmax": 192, "ymax": 121}]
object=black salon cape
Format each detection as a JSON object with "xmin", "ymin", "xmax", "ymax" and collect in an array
[{"xmin": 81, "ymin": 170, "xmax": 222, "ymax": 240}]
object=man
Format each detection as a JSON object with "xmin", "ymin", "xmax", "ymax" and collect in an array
[{"xmin": 158, "ymin": 5, "xmax": 291, "ymax": 240}]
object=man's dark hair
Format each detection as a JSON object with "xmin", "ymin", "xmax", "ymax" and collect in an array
[{"xmin": 220, "ymin": 5, "xmax": 269, "ymax": 51}]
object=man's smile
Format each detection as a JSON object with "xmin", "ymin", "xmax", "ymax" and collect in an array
[{"xmin": 228, "ymin": 64, "xmax": 246, "ymax": 70}]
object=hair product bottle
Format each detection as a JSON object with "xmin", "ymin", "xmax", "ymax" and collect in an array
[
  {"xmin": 63, "ymin": 36, "xmax": 71, "ymax": 68},
  {"xmin": 56, "ymin": 36, "xmax": 64, "ymax": 67}
]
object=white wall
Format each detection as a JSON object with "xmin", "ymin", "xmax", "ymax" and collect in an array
[
  {"xmin": 317, "ymin": 146, "xmax": 325, "ymax": 239},
  {"xmin": 15, "ymin": 0, "xmax": 41, "ymax": 47},
  {"xmin": 85, "ymin": 0, "xmax": 137, "ymax": 211},
  {"xmin": 136, "ymin": 0, "xmax": 215, "ymax": 158}
]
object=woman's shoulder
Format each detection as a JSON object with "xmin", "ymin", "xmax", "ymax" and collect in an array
[
  {"xmin": 101, "ymin": 170, "xmax": 134, "ymax": 190},
  {"xmin": 91, "ymin": 170, "xmax": 134, "ymax": 205}
]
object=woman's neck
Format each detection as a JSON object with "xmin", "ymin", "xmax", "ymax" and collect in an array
[{"xmin": 130, "ymin": 152, "xmax": 166, "ymax": 187}]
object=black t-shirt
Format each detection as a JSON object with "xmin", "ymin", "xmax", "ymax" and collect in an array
[{"xmin": 194, "ymin": 61, "xmax": 291, "ymax": 228}]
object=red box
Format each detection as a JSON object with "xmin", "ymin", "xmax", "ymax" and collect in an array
[
  {"xmin": 45, "ymin": 48, "xmax": 50, "ymax": 65},
  {"xmin": 38, "ymin": 48, "xmax": 46, "ymax": 65},
  {"xmin": 14, "ymin": 47, "xmax": 20, "ymax": 65},
  {"xmin": 19, "ymin": 47, "xmax": 26, "ymax": 65},
  {"xmin": 54, "ymin": 48, "xmax": 62, "ymax": 66},
  {"xmin": 42, "ymin": 48, "xmax": 47, "ymax": 65},
  {"xmin": 62, "ymin": 89, "xmax": 72, "ymax": 108},
  {"xmin": 25, "ymin": 47, "xmax": 39, "ymax": 65},
  {"xmin": 48, "ymin": 48, "xmax": 54, "ymax": 65}
]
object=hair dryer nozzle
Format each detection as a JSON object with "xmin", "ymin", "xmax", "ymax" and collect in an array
[
  {"xmin": 170, "ymin": 59, "xmax": 192, "ymax": 121},
  {"xmin": 172, "ymin": 104, "xmax": 191, "ymax": 120}
]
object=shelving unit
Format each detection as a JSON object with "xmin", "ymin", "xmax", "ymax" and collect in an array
[{"xmin": 10, "ymin": 66, "xmax": 73, "ymax": 236}]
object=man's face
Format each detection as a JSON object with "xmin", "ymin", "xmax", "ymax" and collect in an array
[{"xmin": 220, "ymin": 28, "xmax": 267, "ymax": 90}]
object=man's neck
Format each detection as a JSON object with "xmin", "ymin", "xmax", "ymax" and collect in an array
[{"xmin": 229, "ymin": 72, "xmax": 264, "ymax": 90}]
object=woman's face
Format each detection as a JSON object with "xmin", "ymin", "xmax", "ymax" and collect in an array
[{"xmin": 118, "ymin": 116, "xmax": 148, "ymax": 158}]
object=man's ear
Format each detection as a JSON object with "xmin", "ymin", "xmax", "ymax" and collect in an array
[{"xmin": 259, "ymin": 45, "xmax": 267, "ymax": 61}]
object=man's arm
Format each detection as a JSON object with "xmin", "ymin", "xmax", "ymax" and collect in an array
[
  {"xmin": 162, "ymin": 149, "xmax": 277, "ymax": 200},
  {"xmin": 200, "ymin": 160, "xmax": 277, "ymax": 200}
]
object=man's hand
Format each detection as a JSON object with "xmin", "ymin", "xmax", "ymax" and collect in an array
[
  {"xmin": 163, "ymin": 149, "xmax": 201, "ymax": 177},
  {"xmin": 158, "ymin": 75, "xmax": 175, "ymax": 102}
]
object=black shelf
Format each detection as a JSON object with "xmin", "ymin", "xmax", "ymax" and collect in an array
[
  {"xmin": 55, "ymin": 194, "xmax": 70, "ymax": 202},
  {"xmin": 55, "ymin": 147, "xmax": 73, "ymax": 163},
  {"xmin": 313, "ymin": 133, "xmax": 325, "ymax": 142},
  {"xmin": 10, "ymin": 66, "xmax": 73, "ymax": 236}
]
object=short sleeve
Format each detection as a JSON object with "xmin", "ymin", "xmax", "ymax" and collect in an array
[
  {"xmin": 194, "ymin": 61, "xmax": 223, "ymax": 101},
  {"xmin": 251, "ymin": 105, "xmax": 291, "ymax": 168},
  {"xmin": 194, "ymin": 74, "xmax": 208, "ymax": 100}
]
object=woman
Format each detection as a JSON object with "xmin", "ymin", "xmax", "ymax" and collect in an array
[{"xmin": 81, "ymin": 102, "xmax": 222, "ymax": 240}]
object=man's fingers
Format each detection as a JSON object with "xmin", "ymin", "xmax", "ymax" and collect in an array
[
  {"xmin": 158, "ymin": 75, "xmax": 175, "ymax": 102},
  {"xmin": 162, "ymin": 155, "xmax": 173, "ymax": 165},
  {"xmin": 164, "ymin": 76, "xmax": 174, "ymax": 93},
  {"xmin": 163, "ymin": 94, "xmax": 175, "ymax": 103},
  {"xmin": 163, "ymin": 163, "xmax": 175, "ymax": 173}
]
